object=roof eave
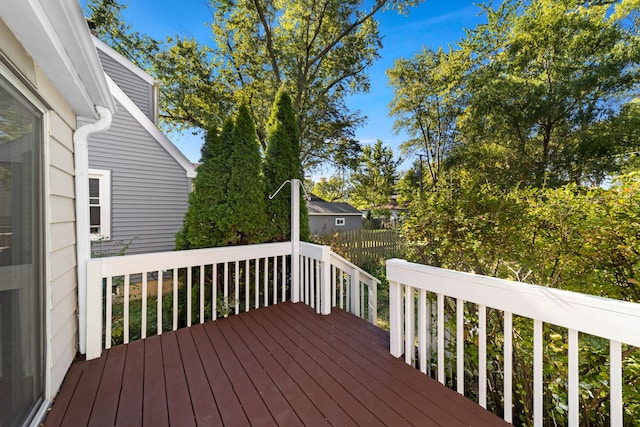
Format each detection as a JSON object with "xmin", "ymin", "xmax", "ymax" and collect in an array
[{"xmin": 0, "ymin": 0, "xmax": 115, "ymax": 118}]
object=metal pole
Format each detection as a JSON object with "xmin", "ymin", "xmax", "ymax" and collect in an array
[{"xmin": 291, "ymin": 179, "xmax": 300, "ymax": 302}]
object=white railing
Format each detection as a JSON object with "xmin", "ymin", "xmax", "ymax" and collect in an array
[
  {"xmin": 86, "ymin": 241, "xmax": 377, "ymax": 359},
  {"xmin": 387, "ymin": 258, "xmax": 640, "ymax": 427},
  {"xmin": 329, "ymin": 250, "xmax": 378, "ymax": 323}
]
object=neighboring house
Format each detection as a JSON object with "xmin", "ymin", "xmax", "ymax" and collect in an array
[
  {"xmin": 307, "ymin": 194, "xmax": 363, "ymax": 234},
  {"xmin": 0, "ymin": 1, "xmax": 116, "ymax": 425},
  {"xmin": 361, "ymin": 198, "xmax": 406, "ymax": 228},
  {"xmin": 86, "ymin": 38, "xmax": 196, "ymax": 256}
]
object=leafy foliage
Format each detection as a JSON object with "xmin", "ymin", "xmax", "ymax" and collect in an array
[
  {"xmin": 388, "ymin": 48, "xmax": 466, "ymax": 187},
  {"xmin": 227, "ymin": 104, "xmax": 267, "ymax": 245},
  {"xmin": 311, "ymin": 176, "xmax": 350, "ymax": 202},
  {"xmin": 211, "ymin": 0, "xmax": 396, "ymax": 170},
  {"xmin": 402, "ymin": 174, "xmax": 640, "ymax": 424},
  {"xmin": 457, "ymin": 0, "xmax": 640, "ymax": 187},
  {"xmin": 390, "ymin": 0, "xmax": 640, "ymax": 189},
  {"xmin": 86, "ymin": 0, "xmax": 229, "ymax": 133},
  {"xmin": 176, "ymin": 119, "xmax": 235, "ymax": 249},
  {"xmin": 349, "ymin": 140, "xmax": 400, "ymax": 209},
  {"xmin": 86, "ymin": 0, "xmax": 422, "ymax": 172},
  {"xmin": 263, "ymin": 90, "xmax": 309, "ymax": 242}
]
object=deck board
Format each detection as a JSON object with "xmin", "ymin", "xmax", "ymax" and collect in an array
[
  {"xmin": 89, "ymin": 344, "xmax": 126, "ymax": 426},
  {"xmin": 175, "ymin": 327, "xmax": 222, "ymax": 426},
  {"xmin": 116, "ymin": 339, "xmax": 144, "ymax": 426},
  {"xmin": 141, "ymin": 335, "xmax": 169, "ymax": 427},
  {"xmin": 326, "ymin": 305, "xmax": 504, "ymax": 426},
  {"xmin": 234, "ymin": 312, "xmax": 358, "ymax": 426},
  {"xmin": 44, "ymin": 302, "xmax": 510, "ymax": 427},
  {"xmin": 190, "ymin": 324, "xmax": 250, "ymax": 426},
  {"xmin": 280, "ymin": 303, "xmax": 467, "ymax": 426},
  {"xmin": 161, "ymin": 331, "xmax": 196, "ymax": 427}
]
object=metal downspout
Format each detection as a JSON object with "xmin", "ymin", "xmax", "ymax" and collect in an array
[{"xmin": 74, "ymin": 106, "xmax": 112, "ymax": 355}]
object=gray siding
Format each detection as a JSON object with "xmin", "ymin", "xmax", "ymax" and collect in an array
[
  {"xmin": 87, "ymin": 98, "xmax": 190, "ymax": 256},
  {"xmin": 97, "ymin": 50, "xmax": 153, "ymax": 120},
  {"xmin": 309, "ymin": 215, "xmax": 362, "ymax": 235}
]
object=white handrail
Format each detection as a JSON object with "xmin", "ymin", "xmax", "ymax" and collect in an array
[
  {"xmin": 299, "ymin": 242, "xmax": 379, "ymax": 322},
  {"xmin": 387, "ymin": 258, "xmax": 639, "ymax": 426},
  {"xmin": 387, "ymin": 259, "xmax": 640, "ymax": 346},
  {"xmin": 86, "ymin": 241, "xmax": 380, "ymax": 360}
]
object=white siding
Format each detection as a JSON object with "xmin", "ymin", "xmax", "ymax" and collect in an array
[
  {"xmin": 0, "ymin": 19, "xmax": 80, "ymax": 399},
  {"xmin": 47, "ymin": 110, "xmax": 78, "ymax": 399}
]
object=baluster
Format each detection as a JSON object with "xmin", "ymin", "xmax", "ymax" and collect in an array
[
  {"xmin": 533, "ymin": 319, "xmax": 543, "ymax": 427},
  {"xmin": 479, "ymin": 304, "xmax": 487, "ymax": 408},
  {"xmin": 105, "ymin": 276, "xmax": 113, "ymax": 349},
  {"xmin": 157, "ymin": 270, "xmax": 162, "ymax": 335},
  {"xmin": 504, "ymin": 311, "xmax": 513, "ymax": 423},
  {"xmin": 568, "ymin": 328, "xmax": 579, "ymax": 427},
  {"xmin": 456, "ymin": 298, "xmax": 464, "ymax": 395}
]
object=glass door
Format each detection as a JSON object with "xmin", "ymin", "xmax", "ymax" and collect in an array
[{"xmin": 0, "ymin": 74, "xmax": 44, "ymax": 427}]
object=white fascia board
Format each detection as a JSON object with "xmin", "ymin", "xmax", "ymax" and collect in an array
[
  {"xmin": 106, "ymin": 75, "xmax": 197, "ymax": 178},
  {"xmin": 93, "ymin": 37, "xmax": 156, "ymax": 86},
  {"xmin": 0, "ymin": 0, "xmax": 115, "ymax": 118}
]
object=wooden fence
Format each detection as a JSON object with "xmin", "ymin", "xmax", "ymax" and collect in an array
[{"xmin": 313, "ymin": 228, "xmax": 404, "ymax": 267}]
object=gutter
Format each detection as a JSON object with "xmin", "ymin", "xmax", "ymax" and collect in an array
[{"xmin": 74, "ymin": 105, "xmax": 112, "ymax": 356}]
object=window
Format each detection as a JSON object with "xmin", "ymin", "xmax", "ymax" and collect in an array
[
  {"xmin": 88, "ymin": 169, "xmax": 111, "ymax": 240},
  {"xmin": 335, "ymin": 218, "xmax": 345, "ymax": 226},
  {"xmin": 0, "ymin": 71, "xmax": 44, "ymax": 427}
]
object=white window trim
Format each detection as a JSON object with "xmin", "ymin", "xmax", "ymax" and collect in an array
[
  {"xmin": 335, "ymin": 217, "xmax": 345, "ymax": 227},
  {"xmin": 88, "ymin": 169, "xmax": 111, "ymax": 241}
]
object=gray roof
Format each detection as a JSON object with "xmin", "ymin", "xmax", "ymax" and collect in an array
[{"xmin": 307, "ymin": 195, "xmax": 362, "ymax": 216}]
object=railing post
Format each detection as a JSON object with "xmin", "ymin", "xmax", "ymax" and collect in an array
[
  {"xmin": 389, "ymin": 279, "xmax": 403, "ymax": 358},
  {"xmin": 291, "ymin": 179, "xmax": 300, "ymax": 303},
  {"xmin": 321, "ymin": 246, "xmax": 332, "ymax": 315},
  {"xmin": 86, "ymin": 259, "xmax": 103, "ymax": 360},
  {"xmin": 351, "ymin": 267, "xmax": 360, "ymax": 317}
]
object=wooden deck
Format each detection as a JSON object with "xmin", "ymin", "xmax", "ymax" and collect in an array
[{"xmin": 44, "ymin": 302, "xmax": 509, "ymax": 426}]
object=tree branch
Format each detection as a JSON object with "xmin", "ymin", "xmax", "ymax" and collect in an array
[
  {"xmin": 309, "ymin": 0, "xmax": 387, "ymax": 67},
  {"xmin": 252, "ymin": 0, "xmax": 282, "ymax": 85}
]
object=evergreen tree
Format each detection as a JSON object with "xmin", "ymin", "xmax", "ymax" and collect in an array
[
  {"xmin": 227, "ymin": 104, "xmax": 267, "ymax": 245},
  {"xmin": 264, "ymin": 90, "xmax": 310, "ymax": 242},
  {"xmin": 176, "ymin": 118, "xmax": 234, "ymax": 249}
]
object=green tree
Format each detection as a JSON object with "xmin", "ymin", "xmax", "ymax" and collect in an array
[
  {"xmin": 86, "ymin": 0, "xmax": 159, "ymax": 70},
  {"xmin": 88, "ymin": 0, "xmax": 419, "ymax": 172},
  {"xmin": 263, "ymin": 89, "xmax": 309, "ymax": 242},
  {"xmin": 176, "ymin": 118, "xmax": 235, "ymax": 249},
  {"xmin": 86, "ymin": 0, "xmax": 229, "ymax": 133},
  {"xmin": 211, "ymin": 0, "xmax": 421, "ymax": 171},
  {"xmin": 152, "ymin": 37, "xmax": 230, "ymax": 132},
  {"xmin": 401, "ymin": 175, "xmax": 640, "ymax": 424},
  {"xmin": 388, "ymin": 47, "xmax": 466, "ymax": 188},
  {"xmin": 311, "ymin": 176, "xmax": 350, "ymax": 202},
  {"xmin": 226, "ymin": 104, "xmax": 267, "ymax": 245},
  {"xmin": 456, "ymin": 0, "xmax": 640, "ymax": 187},
  {"xmin": 349, "ymin": 140, "xmax": 399, "ymax": 209}
]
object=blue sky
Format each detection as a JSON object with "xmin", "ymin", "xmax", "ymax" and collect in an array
[{"xmin": 85, "ymin": 1, "xmax": 490, "ymax": 174}]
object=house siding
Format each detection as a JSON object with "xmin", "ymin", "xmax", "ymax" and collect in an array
[
  {"xmin": 97, "ymin": 49, "xmax": 153, "ymax": 121},
  {"xmin": 0, "ymin": 18, "xmax": 80, "ymax": 400},
  {"xmin": 46, "ymin": 107, "xmax": 79, "ymax": 400},
  {"xmin": 309, "ymin": 214, "xmax": 362, "ymax": 234},
  {"xmin": 87, "ymin": 98, "xmax": 191, "ymax": 256}
]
